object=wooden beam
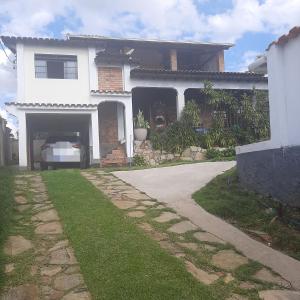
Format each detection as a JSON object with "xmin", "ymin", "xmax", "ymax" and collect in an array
[
  {"xmin": 217, "ymin": 50, "xmax": 224, "ymax": 72},
  {"xmin": 170, "ymin": 49, "xmax": 178, "ymax": 71}
]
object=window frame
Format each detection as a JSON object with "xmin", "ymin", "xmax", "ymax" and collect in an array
[{"xmin": 34, "ymin": 54, "xmax": 78, "ymax": 79}]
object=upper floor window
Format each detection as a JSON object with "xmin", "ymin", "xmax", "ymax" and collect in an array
[{"xmin": 34, "ymin": 54, "xmax": 78, "ymax": 79}]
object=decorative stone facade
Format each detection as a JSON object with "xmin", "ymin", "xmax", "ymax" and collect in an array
[{"xmin": 134, "ymin": 140, "xmax": 206, "ymax": 166}]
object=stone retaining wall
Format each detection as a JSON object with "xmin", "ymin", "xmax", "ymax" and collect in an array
[{"xmin": 134, "ymin": 140, "xmax": 206, "ymax": 166}]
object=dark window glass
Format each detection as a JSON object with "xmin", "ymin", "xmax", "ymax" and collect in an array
[{"xmin": 34, "ymin": 54, "xmax": 78, "ymax": 79}]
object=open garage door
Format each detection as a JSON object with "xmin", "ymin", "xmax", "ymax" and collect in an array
[{"xmin": 26, "ymin": 113, "xmax": 91, "ymax": 170}]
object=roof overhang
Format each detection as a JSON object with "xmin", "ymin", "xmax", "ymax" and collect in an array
[
  {"xmin": 267, "ymin": 26, "xmax": 300, "ymax": 51},
  {"xmin": 69, "ymin": 34, "xmax": 233, "ymax": 52},
  {"xmin": 130, "ymin": 68, "xmax": 268, "ymax": 83},
  {"xmin": 1, "ymin": 34, "xmax": 233, "ymax": 54},
  {"xmin": 0, "ymin": 36, "xmax": 92, "ymax": 53},
  {"xmin": 91, "ymin": 90, "xmax": 131, "ymax": 96},
  {"xmin": 5, "ymin": 102, "xmax": 98, "ymax": 111}
]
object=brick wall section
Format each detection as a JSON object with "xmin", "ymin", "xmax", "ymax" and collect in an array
[
  {"xmin": 99, "ymin": 102, "xmax": 119, "ymax": 157},
  {"xmin": 98, "ymin": 67, "xmax": 123, "ymax": 91}
]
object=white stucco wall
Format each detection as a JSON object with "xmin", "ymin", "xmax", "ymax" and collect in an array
[
  {"xmin": 278, "ymin": 35, "xmax": 300, "ymax": 146},
  {"xmin": 21, "ymin": 44, "xmax": 91, "ymax": 104},
  {"xmin": 236, "ymin": 34, "xmax": 300, "ymax": 155}
]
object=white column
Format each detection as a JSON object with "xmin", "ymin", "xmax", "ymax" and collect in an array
[
  {"xmin": 124, "ymin": 99, "xmax": 134, "ymax": 159},
  {"xmin": 117, "ymin": 103, "xmax": 125, "ymax": 141},
  {"xmin": 91, "ymin": 110, "xmax": 100, "ymax": 162},
  {"xmin": 16, "ymin": 43, "xmax": 25, "ymax": 101},
  {"xmin": 123, "ymin": 64, "xmax": 131, "ymax": 91},
  {"xmin": 88, "ymin": 47, "xmax": 98, "ymax": 91},
  {"xmin": 18, "ymin": 111, "xmax": 28, "ymax": 168},
  {"xmin": 176, "ymin": 88, "xmax": 185, "ymax": 119}
]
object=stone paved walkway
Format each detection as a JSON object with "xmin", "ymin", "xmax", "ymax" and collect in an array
[
  {"xmin": 81, "ymin": 169, "xmax": 300, "ymax": 300},
  {"xmin": 113, "ymin": 162, "xmax": 300, "ymax": 291},
  {"xmin": 1, "ymin": 173, "xmax": 91, "ymax": 300}
]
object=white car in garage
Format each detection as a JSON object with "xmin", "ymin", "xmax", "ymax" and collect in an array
[{"xmin": 40, "ymin": 136, "xmax": 86, "ymax": 169}]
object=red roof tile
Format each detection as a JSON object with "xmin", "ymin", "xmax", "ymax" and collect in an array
[{"xmin": 267, "ymin": 26, "xmax": 300, "ymax": 51}]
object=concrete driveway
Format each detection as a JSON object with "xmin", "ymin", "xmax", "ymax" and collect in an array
[
  {"xmin": 114, "ymin": 161, "xmax": 300, "ymax": 289},
  {"xmin": 115, "ymin": 161, "xmax": 235, "ymax": 205}
]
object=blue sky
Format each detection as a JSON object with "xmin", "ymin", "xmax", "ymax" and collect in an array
[{"xmin": 0, "ymin": 0, "xmax": 299, "ymax": 134}]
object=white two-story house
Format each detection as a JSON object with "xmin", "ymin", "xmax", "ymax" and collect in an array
[{"xmin": 2, "ymin": 34, "xmax": 267, "ymax": 169}]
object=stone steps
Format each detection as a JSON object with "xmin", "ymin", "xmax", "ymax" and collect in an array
[
  {"xmin": 101, "ymin": 145, "xmax": 127, "ymax": 167},
  {"xmin": 101, "ymin": 158, "xmax": 127, "ymax": 167}
]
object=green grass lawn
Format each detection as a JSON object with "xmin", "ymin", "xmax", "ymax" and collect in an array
[
  {"xmin": 0, "ymin": 168, "xmax": 14, "ymax": 292},
  {"xmin": 193, "ymin": 168, "xmax": 300, "ymax": 261},
  {"xmin": 42, "ymin": 169, "xmax": 219, "ymax": 300}
]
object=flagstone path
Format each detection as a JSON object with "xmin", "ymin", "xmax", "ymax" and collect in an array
[
  {"xmin": 114, "ymin": 162, "xmax": 300, "ymax": 290},
  {"xmin": 81, "ymin": 169, "xmax": 300, "ymax": 300},
  {"xmin": 1, "ymin": 173, "xmax": 91, "ymax": 300}
]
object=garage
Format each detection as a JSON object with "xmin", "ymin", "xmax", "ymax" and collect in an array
[{"xmin": 26, "ymin": 113, "xmax": 91, "ymax": 170}]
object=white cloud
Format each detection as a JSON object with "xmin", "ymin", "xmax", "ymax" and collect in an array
[
  {"xmin": 0, "ymin": 0, "xmax": 68, "ymax": 37},
  {"xmin": 1, "ymin": 0, "xmax": 300, "ymax": 41},
  {"xmin": 0, "ymin": 48, "xmax": 16, "ymax": 97},
  {"xmin": 238, "ymin": 50, "xmax": 261, "ymax": 71}
]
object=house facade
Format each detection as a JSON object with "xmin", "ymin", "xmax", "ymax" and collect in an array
[
  {"xmin": 2, "ymin": 34, "xmax": 267, "ymax": 169},
  {"xmin": 236, "ymin": 27, "xmax": 300, "ymax": 208}
]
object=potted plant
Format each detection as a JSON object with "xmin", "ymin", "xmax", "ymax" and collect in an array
[{"xmin": 134, "ymin": 110, "xmax": 150, "ymax": 141}]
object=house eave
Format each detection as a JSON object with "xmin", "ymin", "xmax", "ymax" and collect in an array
[
  {"xmin": 5, "ymin": 102, "xmax": 98, "ymax": 111},
  {"xmin": 68, "ymin": 34, "xmax": 234, "ymax": 51},
  {"xmin": 130, "ymin": 68, "xmax": 268, "ymax": 83},
  {"xmin": 1, "ymin": 34, "xmax": 234, "ymax": 54},
  {"xmin": 90, "ymin": 90, "xmax": 132, "ymax": 97}
]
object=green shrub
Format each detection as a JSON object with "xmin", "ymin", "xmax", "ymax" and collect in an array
[
  {"xmin": 222, "ymin": 147, "xmax": 236, "ymax": 157},
  {"xmin": 164, "ymin": 121, "xmax": 198, "ymax": 154},
  {"xmin": 180, "ymin": 100, "xmax": 201, "ymax": 127},
  {"xmin": 206, "ymin": 147, "xmax": 236, "ymax": 160},
  {"xmin": 202, "ymin": 82, "xmax": 270, "ymax": 147},
  {"xmin": 150, "ymin": 122, "xmax": 199, "ymax": 154},
  {"xmin": 132, "ymin": 155, "xmax": 148, "ymax": 166},
  {"xmin": 149, "ymin": 130, "xmax": 165, "ymax": 152}
]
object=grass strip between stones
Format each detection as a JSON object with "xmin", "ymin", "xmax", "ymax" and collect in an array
[{"xmin": 42, "ymin": 169, "xmax": 219, "ymax": 300}]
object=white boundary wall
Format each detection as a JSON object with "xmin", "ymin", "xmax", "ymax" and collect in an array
[{"xmin": 236, "ymin": 34, "xmax": 300, "ymax": 155}]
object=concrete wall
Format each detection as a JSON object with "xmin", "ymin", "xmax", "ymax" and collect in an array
[{"xmin": 237, "ymin": 146, "xmax": 300, "ymax": 208}]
